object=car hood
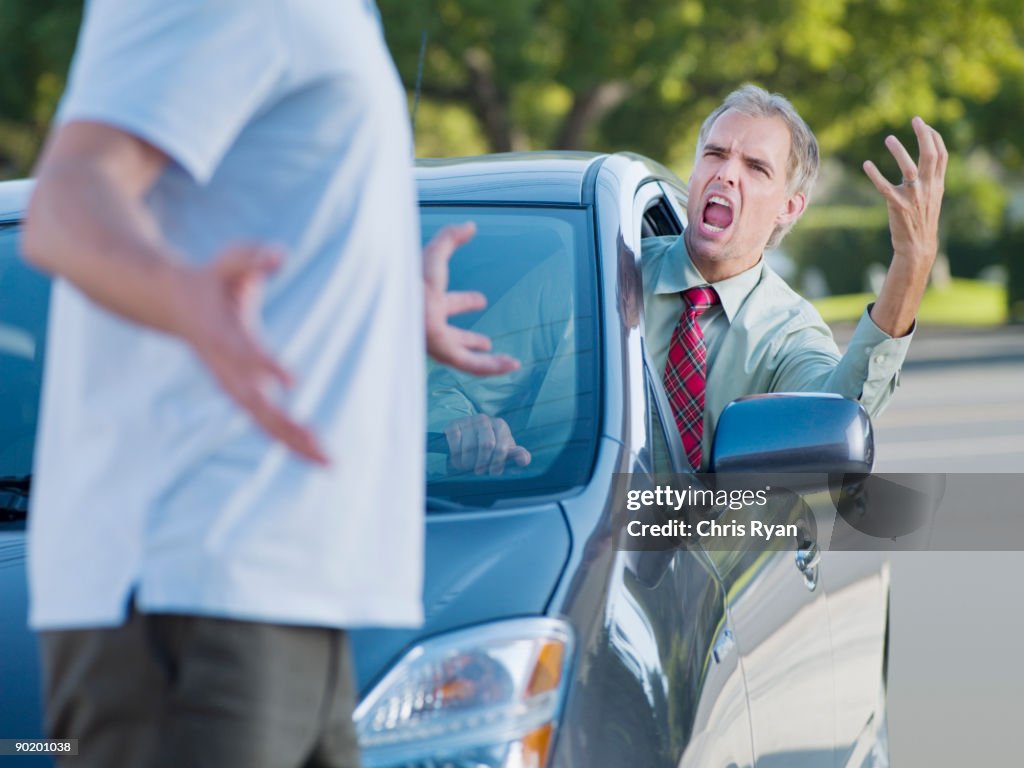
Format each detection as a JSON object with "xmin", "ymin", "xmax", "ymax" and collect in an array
[
  {"xmin": 350, "ymin": 502, "xmax": 571, "ymax": 696},
  {"xmin": 0, "ymin": 504, "xmax": 572, "ymax": 733}
]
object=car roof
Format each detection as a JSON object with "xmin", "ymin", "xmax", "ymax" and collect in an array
[
  {"xmin": 0, "ymin": 151, "xmax": 683, "ymax": 216},
  {"xmin": 0, "ymin": 179, "xmax": 33, "ymax": 223},
  {"xmin": 0, "ymin": 155, "xmax": 605, "ymax": 215},
  {"xmin": 416, "ymin": 151, "xmax": 606, "ymax": 206}
]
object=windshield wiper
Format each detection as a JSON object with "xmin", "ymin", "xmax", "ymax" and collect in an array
[
  {"xmin": 0, "ymin": 475, "xmax": 30, "ymax": 521},
  {"xmin": 0, "ymin": 475, "xmax": 31, "ymax": 494},
  {"xmin": 426, "ymin": 495, "xmax": 472, "ymax": 511}
]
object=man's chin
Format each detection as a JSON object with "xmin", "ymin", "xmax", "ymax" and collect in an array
[{"xmin": 686, "ymin": 229, "xmax": 730, "ymax": 263}]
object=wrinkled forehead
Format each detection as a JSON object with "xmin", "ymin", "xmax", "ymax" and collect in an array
[{"xmin": 702, "ymin": 109, "xmax": 794, "ymax": 171}]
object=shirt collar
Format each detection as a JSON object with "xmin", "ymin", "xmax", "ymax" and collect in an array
[{"xmin": 652, "ymin": 235, "xmax": 764, "ymax": 322}]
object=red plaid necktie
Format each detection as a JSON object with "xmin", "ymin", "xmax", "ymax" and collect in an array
[{"xmin": 663, "ymin": 286, "xmax": 720, "ymax": 470}]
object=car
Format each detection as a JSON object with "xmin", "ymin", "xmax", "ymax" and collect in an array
[{"xmin": 0, "ymin": 154, "xmax": 889, "ymax": 767}]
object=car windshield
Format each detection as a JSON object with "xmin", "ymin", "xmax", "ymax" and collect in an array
[
  {"xmin": 0, "ymin": 210, "xmax": 601, "ymax": 510},
  {"xmin": 0, "ymin": 225, "xmax": 50, "ymax": 482},
  {"xmin": 421, "ymin": 205, "xmax": 600, "ymax": 507}
]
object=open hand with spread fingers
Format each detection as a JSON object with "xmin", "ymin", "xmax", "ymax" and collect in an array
[
  {"xmin": 862, "ymin": 117, "xmax": 949, "ymax": 336},
  {"xmin": 423, "ymin": 222, "xmax": 521, "ymax": 376},
  {"xmin": 180, "ymin": 244, "xmax": 330, "ymax": 466},
  {"xmin": 862, "ymin": 116, "xmax": 948, "ymax": 276}
]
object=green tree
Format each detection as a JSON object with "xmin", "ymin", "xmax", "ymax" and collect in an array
[
  {"xmin": 379, "ymin": 0, "xmax": 1024, "ymax": 172},
  {"xmin": 380, "ymin": 0, "xmax": 1024, "ymax": 312},
  {"xmin": 0, "ymin": 0, "xmax": 82, "ymax": 177}
]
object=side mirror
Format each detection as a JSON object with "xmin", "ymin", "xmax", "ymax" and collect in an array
[{"xmin": 709, "ymin": 393, "xmax": 873, "ymax": 474}]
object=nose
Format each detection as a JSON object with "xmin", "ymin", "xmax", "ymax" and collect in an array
[{"xmin": 715, "ymin": 155, "xmax": 741, "ymax": 187}]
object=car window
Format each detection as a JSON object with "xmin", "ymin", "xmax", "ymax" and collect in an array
[
  {"xmin": 0, "ymin": 225, "xmax": 50, "ymax": 481},
  {"xmin": 642, "ymin": 197, "xmax": 682, "ymax": 238},
  {"xmin": 421, "ymin": 206, "xmax": 599, "ymax": 507}
]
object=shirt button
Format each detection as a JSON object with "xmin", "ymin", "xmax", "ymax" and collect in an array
[{"xmin": 873, "ymin": 355, "xmax": 886, "ymax": 364}]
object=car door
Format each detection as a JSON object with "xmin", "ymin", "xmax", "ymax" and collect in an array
[
  {"xmin": 820, "ymin": 535, "xmax": 890, "ymax": 763},
  {"xmin": 550, "ymin": 171, "xmax": 751, "ymax": 768},
  {"xmin": 629, "ymin": 182, "xmax": 756, "ymax": 767},
  {"xmin": 649, "ymin": 185, "xmax": 838, "ymax": 766},
  {"xmin": 641, "ymin": 364, "xmax": 756, "ymax": 768}
]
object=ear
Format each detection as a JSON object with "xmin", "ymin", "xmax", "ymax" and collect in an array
[{"xmin": 776, "ymin": 191, "xmax": 806, "ymax": 227}]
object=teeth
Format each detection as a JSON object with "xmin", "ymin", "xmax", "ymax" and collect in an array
[
  {"xmin": 704, "ymin": 222, "xmax": 725, "ymax": 233},
  {"xmin": 708, "ymin": 195, "xmax": 732, "ymax": 208}
]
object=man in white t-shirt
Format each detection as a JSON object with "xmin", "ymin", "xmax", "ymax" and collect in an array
[{"xmin": 20, "ymin": 2, "xmax": 515, "ymax": 766}]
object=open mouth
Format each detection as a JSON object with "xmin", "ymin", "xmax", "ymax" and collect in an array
[{"xmin": 702, "ymin": 195, "xmax": 734, "ymax": 233}]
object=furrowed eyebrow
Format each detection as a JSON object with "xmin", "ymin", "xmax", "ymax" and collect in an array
[
  {"xmin": 745, "ymin": 154, "xmax": 774, "ymax": 176},
  {"xmin": 703, "ymin": 144, "xmax": 776, "ymax": 176}
]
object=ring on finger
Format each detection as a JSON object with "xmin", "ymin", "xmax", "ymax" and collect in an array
[{"xmin": 902, "ymin": 176, "xmax": 919, "ymax": 188}]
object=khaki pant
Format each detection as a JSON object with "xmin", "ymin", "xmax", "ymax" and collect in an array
[{"xmin": 39, "ymin": 611, "xmax": 361, "ymax": 768}]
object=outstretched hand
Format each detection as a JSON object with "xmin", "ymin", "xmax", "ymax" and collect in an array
[
  {"xmin": 862, "ymin": 117, "xmax": 948, "ymax": 337},
  {"xmin": 178, "ymin": 244, "xmax": 329, "ymax": 466},
  {"xmin": 862, "ymin": 116, "xmax": 948, "ymax": 272},
  {"xmin": 423, "ymin": 222, "xmax": 520, "ymax": 376}
]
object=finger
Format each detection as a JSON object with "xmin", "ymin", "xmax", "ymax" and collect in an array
[
  {"xmin": 443, "ymin": 421, "xmax": 464, "ymax": 468},
  {"xmin": 444, "ymin": 290, "xmax": 487, "ymax": 317},
  {"xmin": 458, "ymin": 419, "xmax": 478, "ymax": 472},
  {"xmin": 248, "ymin": 345, "xmax": 296, "ymax": 389},
  {"xmin": 911, "ymin": 116, "xmax": 938, "ymax": 179},
  {"xmin": 862, "ymin": 160, "xmax": 895, "ymax": 199},
  {"xmin": 452, "ymin": 327, "xmax": 493, "ymax": 352},
  {"xmin": 423, "ymin": 222, "xmax": 477, "ymax": 281},
  {"xmin": 215, "ymin": 243, "xmax": 284, "ymax": 280},
  {"xmin": 489, "ymin": 418, "xmax": 512, "ymax": 475},
  {"xmin": 215, "ymin": 327, "xmax": 296, "ymax": 390},
  {"xmin": 884, "ymin": 134, "xmax": 918, "ymax": 184},
  {"xmin": 932, "ymin": 127, "xmax": 949, "ymax": 182},
  {"xmin": 510, "ymin": 446, "xmax": 532, "ymax": 467},
  {"xmin": 473, "ymin": 415, "xmax": 497, "ymax": 475},
  {"xmin": 433, "ymin": 221, "xmax": 476, "ymax": 251},
  {"xmin": 244, "ymin": 387, "xmax": 329, "ymax": 465},
  {"xmin": 448, "ymin": 350, "xmax": 521, "ymax": 377}
]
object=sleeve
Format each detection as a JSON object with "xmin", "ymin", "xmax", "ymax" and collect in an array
[
  {"xmin": 58, "ymin": 0, "xmax": 287, "ymax": 184},
  {"xmin": 770, "ymin": 305, "xmax": 913, "ymax": 419}
]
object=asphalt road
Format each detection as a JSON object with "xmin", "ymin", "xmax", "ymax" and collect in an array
[{"xmin": 838, "ymin": 325, "xmax": 1024, "ymax": 766}]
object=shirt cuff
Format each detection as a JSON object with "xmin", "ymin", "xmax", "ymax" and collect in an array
[{"xmin": 847, "ymin": 304, "xmax": 914, "ymax": 410}]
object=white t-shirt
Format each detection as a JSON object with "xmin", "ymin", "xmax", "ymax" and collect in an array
[{"xmin": 29, "ymin": 0, "xmax": 425, "ymax": 630}]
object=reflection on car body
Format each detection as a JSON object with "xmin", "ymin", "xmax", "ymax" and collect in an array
[{"xmin": 0, "ymin": 158, "xmax": 889, "ymax": 767}]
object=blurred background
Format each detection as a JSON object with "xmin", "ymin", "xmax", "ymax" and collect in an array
[
  {"xmin": 379, "ymin": 0, "xmax": 1024, "ymax": 326},
  {"xmin": 1, "ymin": 0, "xmax": 1022, "ymax": 325}
]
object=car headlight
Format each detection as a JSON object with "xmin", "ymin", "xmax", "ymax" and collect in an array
[{"xmin": 355, "ymin": 617, "xmax": 574, "ymax": 768}]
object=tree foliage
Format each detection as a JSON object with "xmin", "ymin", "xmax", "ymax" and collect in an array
[
  {"xmin": 379, "ymin": 0, "xmax": 1023, "ymax": 297},
  {"xmin": 0, "ymin": 0, "xmax": 81, "ymax": 176},
  {"xmin": 0, "ymin": 0, "xmax": 1020, "ymax": 298},
  {"xmin": 379, "ymin": 0, "xmax": 1024, "ymax": 175}
]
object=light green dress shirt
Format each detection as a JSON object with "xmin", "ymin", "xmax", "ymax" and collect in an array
[{"xmin": 643, "ymin": 236, "xmax": 914, "ymax": 464}]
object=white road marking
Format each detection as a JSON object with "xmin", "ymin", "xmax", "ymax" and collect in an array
[{"xmin": 876, "ymin": 434, "xmax": 1024, "ymax": 461}]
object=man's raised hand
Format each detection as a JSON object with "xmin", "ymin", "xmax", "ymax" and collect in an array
[
  {"xmin": 862, "ymin": 116, "xmax": 948, "ymax": 274},
  {"xmin": 423, "ymin": 222, "xmax": 520, "ymax": 376},
  {"xmin": 862, "ymin": 117, "xmax": 948, "ymax": 336}
]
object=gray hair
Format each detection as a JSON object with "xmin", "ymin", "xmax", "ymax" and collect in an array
[{"xmin": 695, "ymin": 84, "xmax": 820, "ymax": 249}]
